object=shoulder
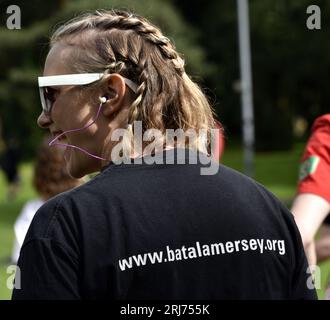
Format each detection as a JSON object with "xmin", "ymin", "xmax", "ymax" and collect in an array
[
  {"xmin": 222, "ymin": 164, "xmax": 296, "ymax": 218},
  {"xmin": 218, "ymin": 163, "xmax": 272, "ymax": 194},
  {"xmin": 22, "ymin": 192, "xmax": 71, "ymax": 244},
  {"xmin": 305, "ymin": 114, "xmax": 330, "ymax": 154},
  {"xmin": 302, "ymin": 114, "xmax": 330, "ymax": 159},
  {"xmin": 298, "ymin": 115, "xmax": 330, "ymax": 197},
  {"xmin": 22, "ymin": 172, "xmax": 111, "ymax": 245},
  {"xmin": 20, "ymin": 187, "xmax": 87, "ymax": 262},
  {"xmin": 311, "ymin": 114, "xmax": 330, "ymax": 134},
  {"xmin": 218, "ymin": 164, "xmax": 292, "ymax": 218}
]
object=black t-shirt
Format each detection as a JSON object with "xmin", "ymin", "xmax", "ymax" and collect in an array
[{"xmin": 12, "ymin": 148, "xmax": 317, "ymax": 300}]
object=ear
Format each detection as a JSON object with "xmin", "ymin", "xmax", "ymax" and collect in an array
[{"xmin": 101, "ymin": 73, "xmax": 127, "ymax": 117}]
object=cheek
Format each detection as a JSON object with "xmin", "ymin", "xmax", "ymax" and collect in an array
[
  {"xmin": 50, "ymin": 106, "xmax": 63, "ymax": 127},
  {"xmin": 54, "ymin": 88, "xmax": 99, "ymax": 137},
  {"xmin": 52, "ymin": 92, "xmax": 84, "ymax": 127}
]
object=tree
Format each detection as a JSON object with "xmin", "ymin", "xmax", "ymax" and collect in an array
[{"xmin": 174, "ymin": 0, "xmax": 330, "ymax": 150}]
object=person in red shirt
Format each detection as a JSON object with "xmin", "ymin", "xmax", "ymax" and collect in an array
[
  {"xmin": 211, "ymin": 120, "xmax": 225, "ymax": 162},
  {"xmin": 291, "ymin": 114, "xmax": 330, "ymax": 268}
]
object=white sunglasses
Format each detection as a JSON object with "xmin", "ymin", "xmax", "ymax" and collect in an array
[{"xmin": 38, "ymin": 73, "xmax": 138, "ymax": 114}]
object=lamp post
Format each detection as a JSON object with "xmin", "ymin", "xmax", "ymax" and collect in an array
[{"xmin": 237, "ymin": 0, "xmax": 255, "ymax": 177}]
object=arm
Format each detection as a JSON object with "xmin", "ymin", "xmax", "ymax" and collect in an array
[
  {"xmin": 291, "ymin": 193, "xmax": 330, "ymax": 266},
  {"xmin": 291, "ymin": 115, "xmax": 330, "ymax": 266},
  {"xmin": 279, "ymin": 202, "xmax": 318, "ymax": 299}
]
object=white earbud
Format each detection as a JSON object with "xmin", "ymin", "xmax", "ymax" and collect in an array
[{"xmin": 99, "ymin": 96, "xmax": 108, "ymax": 104}]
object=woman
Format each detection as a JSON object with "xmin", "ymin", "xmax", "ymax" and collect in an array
[{"xmin": 13, "ymin": 9, "xmax": 316, "ymax": 300}]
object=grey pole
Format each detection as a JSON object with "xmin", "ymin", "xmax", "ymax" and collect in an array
[{"xmin": 237, "ymin": 0, "xmax": 255, "ymax": 177}]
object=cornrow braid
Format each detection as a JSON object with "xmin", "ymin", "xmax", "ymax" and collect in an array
[{"xmin": 52, "ymin": 10, "xmax": 185, "ymax": 75}]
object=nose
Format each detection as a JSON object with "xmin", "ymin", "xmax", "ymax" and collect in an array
[{"xmin": 37, "ymin": 112, "xmax": 52, "ymax": 129}]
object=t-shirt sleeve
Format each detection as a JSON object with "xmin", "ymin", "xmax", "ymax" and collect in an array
[
  {"xmin": 12, "ymin": 238, "xmax": 80, "ymax": 300},
  {"xmin": 297, "ymin": 114, "xmax": 330, "ymax": 203},
  {"xmin": 11, "ymin": 195, "xmax": 81, "ymax": 300}
]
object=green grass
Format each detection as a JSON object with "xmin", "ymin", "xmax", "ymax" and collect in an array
[{"xmin": 0, "ymin": 144, "xmax": 329, "ymax": 299}]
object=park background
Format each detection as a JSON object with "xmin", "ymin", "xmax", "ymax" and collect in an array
[{"xmin": 0, "ymin": 0, "xmax": 330, "ymax": 299}]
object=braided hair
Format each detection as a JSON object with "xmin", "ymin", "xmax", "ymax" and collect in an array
[{"xmin": 50, "ymin": 9, "xmax": 216, "ymax": 156}]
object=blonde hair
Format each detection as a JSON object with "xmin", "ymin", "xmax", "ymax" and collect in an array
[{"xmin": 50, "ymin": 9, "xmax": 216, "ymax": 157}]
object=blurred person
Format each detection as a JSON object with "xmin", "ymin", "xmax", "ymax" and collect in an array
[
  {"xmin": 291, "ymin": 114, "xmax": 330, "ymax": 269},
  {"xmin": 13, "ymin": 9, "xmax": 315, "ymax": 300},
  {"xmin": 0, "ymin": 137, "xmax": 21, "ymax": 201},
  {"xmin": 211, "ymin": 120, "xmax": 225, "ymax": 162},
  {"xmin": 11, "ymin": 136, "xmax": 84, "ymax": 264}
]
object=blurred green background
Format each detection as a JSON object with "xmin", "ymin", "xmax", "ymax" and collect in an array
[{"xmin": 1, "ymin": 0, "xmax": 330, "ymax": 299}]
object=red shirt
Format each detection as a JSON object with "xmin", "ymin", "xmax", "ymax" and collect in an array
[
  {"xmin": 212, "ymin": 121, "xmax": 225, "ymax": 162},
  {"xmin": 297, "ymin": 114, "xmax": 330, "ymax": 202}
]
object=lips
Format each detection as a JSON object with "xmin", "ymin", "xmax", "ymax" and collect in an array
[{"xmin": 51, "ymin": 131, "xmax": 68, "ymax": 143}]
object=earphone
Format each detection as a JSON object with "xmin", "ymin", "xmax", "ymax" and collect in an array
[{"xmin": 99, "ymin": 96, "xmax": 108, "ymax": 104}]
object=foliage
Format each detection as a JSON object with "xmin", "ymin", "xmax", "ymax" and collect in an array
[{"xmin": 174, "ymin": 0, "xmax": 330, "ymax": 150}]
